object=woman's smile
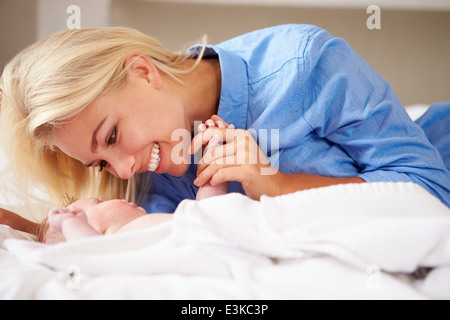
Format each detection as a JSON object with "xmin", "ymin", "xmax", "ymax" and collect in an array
[{"xmin": 144, "ymin": 142, "xmax": 161, "ymax": 173}]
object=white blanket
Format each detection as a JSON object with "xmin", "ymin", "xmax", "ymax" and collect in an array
[{"xmin": 1, "ymin": 182, "xmax": 450, "ymax": 299}]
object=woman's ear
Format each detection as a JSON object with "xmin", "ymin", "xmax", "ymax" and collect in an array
[{"xmin": 123, "ymin": 52, "xmax": 163, "ymax": 90}]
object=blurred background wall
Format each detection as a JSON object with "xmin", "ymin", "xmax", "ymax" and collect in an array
[{"xmin": 1, "ymin": 0, "xmax": 449, "ymax": 106}]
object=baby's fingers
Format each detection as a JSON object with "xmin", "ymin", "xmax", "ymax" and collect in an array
[
  {"xmin": 190, "ymin": 127, "xmax": 226, "ymax": 155},
  {"xmin": 210, "ymin": 115, "xmax": 234, "ymax": 129},
  {"xmin": 190, "ymin": 115, "xmax": 236, "ymax": 154}
]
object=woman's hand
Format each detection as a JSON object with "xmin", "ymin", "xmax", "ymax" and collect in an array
[
  {"xmin": 190, "ymin": 115, "xmax": 282, "ymax": 200},
  {"xmin": 190, "ymin": 115, "xmax": 365, "ymax": 200}
]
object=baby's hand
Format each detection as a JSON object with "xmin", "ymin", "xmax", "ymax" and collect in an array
[
  {"xmin": 199, "ymin": 115, "xmax": 234, "ymax": 151},
  {"xmin": 48, "ymin": 207, "xmax": 88, "ymax": 232},
  {"xmin": 198, "ymin": 115, "xmax": 235, "ymax": 133},
  {"xmin": 192, "ymin": 115, "xmax": 234, "ymax": 156},
  {"xmin": 195, "ymin": 116, "xmax": 232, "ymax": 200}
]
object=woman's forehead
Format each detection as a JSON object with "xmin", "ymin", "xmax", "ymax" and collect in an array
[{"xmin": 52, "ymin": 105, "xmax": 103, "ymax": 161}]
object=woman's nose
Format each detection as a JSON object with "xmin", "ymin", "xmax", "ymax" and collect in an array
[{"xmin": 109, "ymin": 154, "xmax": 136, "ymax": 180}]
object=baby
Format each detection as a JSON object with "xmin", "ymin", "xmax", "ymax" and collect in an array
[
  {"xmin": 42, "ymin": 120, "xmax": 230, "ymax": 244},
  {"xmin": 44, "ymin": 199, "xmax": 173, "ymax": 244}
]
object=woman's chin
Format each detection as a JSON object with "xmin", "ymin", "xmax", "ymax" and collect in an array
[{"xmin": 167, "ymin": 162, "xmax": 191, "ymax": 177}]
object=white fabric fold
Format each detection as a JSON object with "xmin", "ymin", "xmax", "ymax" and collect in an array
[{"xmin": 2, "ymin": 182, "xmax": 449, "ymax": 299}]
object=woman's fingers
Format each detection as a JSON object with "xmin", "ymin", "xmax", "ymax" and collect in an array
[
  {"xmin": 190, "ymin": 126, "xmax": 233, "ymax": 155},
  {"xmin": 190, "ymin": 115, "xmax": 244, "ymax": 186},
  {"xmin": 194, "ymin": 155, "xmax": 240, "ymax": 186},
  {"xmin": 196, "ymin": 132, "xmax": 255, "ymax": 173},
  {"xmin": 190, "ymin": 116, "xmax": 279, "ymax": 200}
]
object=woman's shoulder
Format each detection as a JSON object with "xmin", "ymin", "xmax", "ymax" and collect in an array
[
  {"xmin": 217, "ymin": 24, "xmax": 330, "ymax": 83},
  {"xmin": 218, "ymin": 24, "xmax": 325, "ymax": 56}
]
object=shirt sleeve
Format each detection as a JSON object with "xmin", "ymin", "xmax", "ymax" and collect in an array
[
  {"xmin": 139, "ymin": 170, "xmax": 198, "ymax": 213},
  {"xmin": 299, "ymin": 28, "xmax": 450, "ymax": 207},
  {"xmin": 415, "ymin": 102, "xmax": 450, "ymax": 171}
]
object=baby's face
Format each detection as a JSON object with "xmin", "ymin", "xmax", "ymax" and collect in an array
[
  {"xmin": 70, "ymin": 198, "xmax": 147, "ymax": 234},
  {"xmin": 44, "ymin": 199, "xmax": 147, "ymax": 244}
]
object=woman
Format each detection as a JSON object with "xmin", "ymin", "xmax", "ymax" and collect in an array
[{"xmin": 0, "ymin": 24, "xmax": 449, "ymax": 223}]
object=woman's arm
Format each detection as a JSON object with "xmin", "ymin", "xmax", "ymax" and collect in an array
[
  {"xmin": 0, "ymin": 207, "xmax": 39, "ymax": 234},
  {"xmin": 193, "ymin": 27, "xmax": 450, "ymax": 205},
  {"xmin": 298, "ymin": 30, "xmax": 450, "ymax": 206},
  {"xmin": 273, "ymin": 172, "xmax": 364, "ymax": 197},
  {"xmin": 192, "ymin": 116, "xmax": 365, "ymax": 200}
]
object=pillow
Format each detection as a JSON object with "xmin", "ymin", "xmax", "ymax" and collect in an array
[
  {"xmin": 0, "ymin": 225, "xmax": 37, "ymax": 243},
  {"xmin": 405, "ymin": 104, "xmax": 429, "ymax": 121}
]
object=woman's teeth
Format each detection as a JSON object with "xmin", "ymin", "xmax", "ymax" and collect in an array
[{"xmin": 148, "ymin": 143, "xmax": 160, "ymax": 172}]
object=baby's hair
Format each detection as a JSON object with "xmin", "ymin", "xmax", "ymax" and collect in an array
[
  {"xmin": 60, "ymin": 194, "xmax": 80, "ymax": 207},
  {"xmin": 36, "ymin": 193, "xmax": 79, "ymax": 243}
]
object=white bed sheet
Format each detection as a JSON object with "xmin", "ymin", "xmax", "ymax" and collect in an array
[{"xmin": 1, "ymin": 182, "xmax": 449, "ymax": 300}]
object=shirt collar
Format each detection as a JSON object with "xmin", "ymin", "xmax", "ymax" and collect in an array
[{"xmin": 187, "ymin": 45, "xmax": 249, "ymax": 130}]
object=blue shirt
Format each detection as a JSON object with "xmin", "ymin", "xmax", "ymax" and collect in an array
[
  {"xmin": 415, "ymin": 102, "xmax": 450, "ymax": 172},
  {"xmin": 142, "ymin": 24, "xmax": 450, "ymax": 211}
]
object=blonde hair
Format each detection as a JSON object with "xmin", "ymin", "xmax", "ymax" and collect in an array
[{"xmin": 0, "ymin": 27, "xmax": 206, "ymax": 211}]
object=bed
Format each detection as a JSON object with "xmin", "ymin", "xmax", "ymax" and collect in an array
[
  {"xmin": 1, "ymin": 105, "xmax": 449, "ymax": 300},
  {"xmin": 1, "ymin": 181, "xmax": 450, "ymax": 300}
]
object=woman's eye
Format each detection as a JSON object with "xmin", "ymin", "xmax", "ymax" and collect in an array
[
  {"xmin": 97, "ymin": 126, "xmax": 116, "ymax": 172},
  {"xmin": 107, "ymin": 127, "xmax": 117, "ymax": 146},
  {"xmin": 99, "ymin": 160, "xmax": 107, "ymax": 172}
]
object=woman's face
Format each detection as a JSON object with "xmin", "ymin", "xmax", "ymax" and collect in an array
[{"xmin": 53, "ymin": 59, "xmax": 192, "ymax": 179}]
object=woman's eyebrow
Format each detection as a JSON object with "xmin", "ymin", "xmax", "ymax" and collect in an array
[
  {"xmin": 91, "ymin": 117, "xmax": 107, "ymax": 153},
  {"xmin": 84, "ymin": 117, "xmax": 107, "ymax": 167}
]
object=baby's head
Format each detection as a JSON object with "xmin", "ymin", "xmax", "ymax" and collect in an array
[{"xmin": 40, "ymin": 198, "xmax": 147, "ymax": 244}]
